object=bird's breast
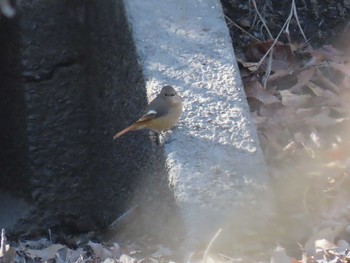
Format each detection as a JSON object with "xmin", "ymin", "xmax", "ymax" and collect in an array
[{"xmin": 147, "ymin": 103, "xmax": 182, "ymax": 131}]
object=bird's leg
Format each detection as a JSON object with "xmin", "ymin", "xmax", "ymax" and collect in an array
[
  {"xmin": 149, "ymin": 130, "xmax": 162, "ymax": 145},
  {"xmin": 154, "ymin": 131, "xmax": 165, "ymax": 145},
  {"xmin": 151, "ymin": 131, "xmax": 174, "ymax": 145},
  {"xmin": 159, "ymin": 131, "xmax": 166, "ymax": 141}
]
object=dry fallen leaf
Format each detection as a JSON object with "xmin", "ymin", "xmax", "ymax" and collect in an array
[
  {"xmin": 88, "ymin": 241, "xmax": 114, "ymax": 261},
  {"xmin": 320, "ymin": 90, "xmax": 341, "ymax": 107},
  {"xmin": 306, "ymin": 81, "xmax": 323, "ymax": 96},
  {"xmin": 245, "ymin": 40, "xmax": 294, "ymax": 62},
  {"xmin": 290, "ymin": 68, "xmax": 316, "ymax": 92},
  {"xmin": 267, "ymin": 68, "xmax": 294, "ymax": 83},
  {"xmin": 304, "ymin": 226, "xmax": 344, "ymax": 257},
  {"xmin": 26, "ymin": 244, "xmax": 65, "ymax": 261},
  {"xmin": 329, "ymin": 61, "xmax": 350, "ymax": 78},
  {"xmin": 245, "ymin": 80, "xmax": 280, "ymax": 105},
  {"xmin": 55, "ymin": 247, "xmax": 84, "ymax": 263},
  {"xmin": 237, "ymin": 59, "xmax": 260, "ymax": 72},
  {"xmin": 316, "ymin": 45, "xmax": 347, "ymax": 63},
  {"xmin": 20, "ymin": 238, "xmax": 51, "ymax": 250},
  {"xmin": 305, "ymin": 109, "xmax": 348, "ymax": 129},
  {"xmin": 280, "ymin": 90, "xmax": 311, "ymax": 107},
  {"xmin": 119, "ymin": 254, "xmax": 137, "ymax": 263}
]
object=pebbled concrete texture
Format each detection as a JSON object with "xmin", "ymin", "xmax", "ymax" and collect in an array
[
  {"xmin": 0, "ymin": 0, "xmax": 179, "ymax": 240},
  {"xmin": 124, "ymin": 0, "xmax": 274, "ymax": 251},
  {"xmin": 1, "ymin": 0, "xmax": 168, "ymax": 235},
  {"xmin": 0, "ymin": 192, "xmax": 31, "ymax": 230}
]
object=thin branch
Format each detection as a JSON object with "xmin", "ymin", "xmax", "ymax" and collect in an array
[
  {"xmin": 255, "ymin": 2, "xmax": 293, "ymax": 71},
  {"xmin": 262, "ymin": 47, "xmax": 274, "ymax": 88},
  {"xmin": 251, "ymin": 0, "xmax": 273, "ymax": 39},
  {"xmin": 0, "ymin": 229, "xmax": 6, "ymax": 257},
  {"xmin": 202, "ymin": 228, "xmax": 222, "ymax": 263},
  {"xmin": 224, "ymin": 15, "xmax": 260, "ymax": 42},
  {"xmin": 292, "ymin": 0, "xmax": 308, "ymax": 43}
]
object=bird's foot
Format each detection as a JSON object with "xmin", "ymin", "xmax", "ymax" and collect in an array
[{"xmin": 150, "ymin": 131, "xmax": 175, "ymax": 145}]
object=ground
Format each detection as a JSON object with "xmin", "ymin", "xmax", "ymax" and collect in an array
[
  {"xmin": 221, "ymin": 0, "xmax": 350, "ymax": 262},
  {"xmin": 1, "ymin": 0, "xmax": 350, "ymax": 262}
]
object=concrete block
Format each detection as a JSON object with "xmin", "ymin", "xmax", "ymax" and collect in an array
[{"xmin": 124, "ymin": 0, "xmax": 274, "ymax": 252}]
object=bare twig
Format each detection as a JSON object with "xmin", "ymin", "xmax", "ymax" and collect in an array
[
  {"xmin": 292, "ymin": 0, "xmax": 308, "ymax": 43},
  {"xmin": 0, "ymin": 229, "xmax": 6, "ymax": 257},
  {"xmin": 254, "ymin": 2, "xmax": 293, "ymax": 71},
  {"xmin": 251, "ymin": 0, "xmax": 273, "ymax": 39},
  {"xmin": 284, "ymin": 8, "xmax": 293, "ymax": 44},
  {"xmin": 283, "ymin": 0, "xmax": 295, "ymax": 45},
  {"xmin": 253, "ymin": 0, "xmax": 310, "ymax": 72},
  {"xmin": 285, "ymin": 0, "xmax": 309, "ymax": 45},
  {"xmin": 224, "ymin": 15, "xmax": 260, "ymax": 42},
  {"xmin": 108, "ymin": 205, "xmax": 138, "ymax": 231},
  {"xmin": 202, "ymin": 228, "xmax": 222, "ymax": 263},
  {"xmin": 262, "ymin": 47, "xmax": 274, "ymax": 88},
  {"xmin": 255, "ymin": 18, "xmax": 292, "ymax": 71}
]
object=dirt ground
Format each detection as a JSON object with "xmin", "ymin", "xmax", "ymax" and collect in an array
[{"xmin": 221, "ymin": 0, "xmax": 350, "ymax": 261}]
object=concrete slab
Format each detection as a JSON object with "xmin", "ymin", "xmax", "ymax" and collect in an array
[{"xmin": 123, "ymin": 0, "xmax": 274, "ymax": 252}]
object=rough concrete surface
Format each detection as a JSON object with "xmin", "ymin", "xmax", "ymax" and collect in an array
[
  {"xmin": 124, "ymin": 0, "xmax": 274, "ymax": 251},
  {"xmin": 0, "ymin": 192, "xmax": 31, "ymax": 230},
  {"xmin": 0, "ymin": 11, "xmax": 29, "ymax": 196},
  {"xmin": 0, "ymin": 0, "xmax": 173, "ymax": 236}
]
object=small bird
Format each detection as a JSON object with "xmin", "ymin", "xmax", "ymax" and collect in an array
[{"xmin": 113, "ymin": 85, "xmax": 183, "ymax": 140}]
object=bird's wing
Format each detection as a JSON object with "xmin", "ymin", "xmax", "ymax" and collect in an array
[
  {"xmin": 137, "ymin": 109, "xmax": 158, "ymax": 122},
  {"xmin": 137, "ymin": 97, "xmax": 169, "ymax": 122}
]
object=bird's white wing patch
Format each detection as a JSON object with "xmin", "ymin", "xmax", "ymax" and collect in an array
[
  {"xmin": 146, "ymin": 110, "xmax": 157, "ymax": 115},
  {"xmin": 138, "ymin": 109, "xmax": 157, "ymax": 122}
]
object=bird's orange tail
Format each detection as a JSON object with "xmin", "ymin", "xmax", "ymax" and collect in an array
[
  {"xmin": 113, "ymin": 122, "xmax": 145, "ymax": 140},
  {"xmin": 113, "ymin": 124, "xmax": 136, "ymax": 140}
]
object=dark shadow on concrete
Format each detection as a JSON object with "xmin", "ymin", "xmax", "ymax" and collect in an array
[
  {"xmin": 1, "ymin": 0, "xmax": 179, "ymax": 243},
  {"xmin": 0, "ymin": 14, "xmax": 30, "ymax": 196}
]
